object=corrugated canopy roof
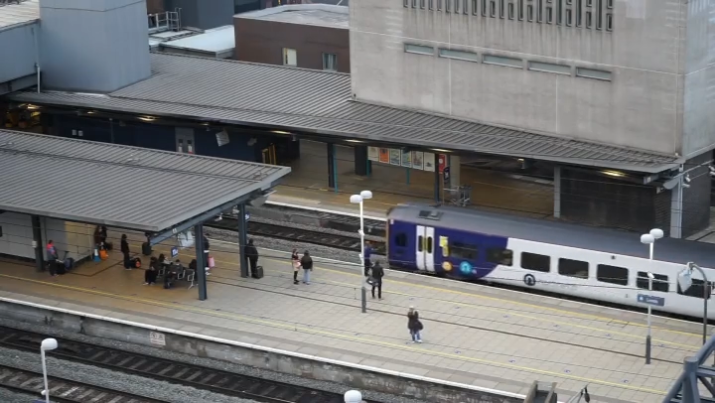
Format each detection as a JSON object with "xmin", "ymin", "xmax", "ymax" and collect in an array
[
  {"xmin": 0, "ymin": 130, "xmax": 290, "ymax": 232},
  {"xmin": 9, "ymin": 53, "xmax": 681, "ymax": 173}
]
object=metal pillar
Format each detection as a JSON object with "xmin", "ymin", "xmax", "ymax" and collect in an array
[
  {"xmin": 194, "ymin": 224, "xmax": 207, "ymax": 301},
  {"xmin": 670, "ymin": 177, "xmax": 684, "ymax": 239},
  {"xmin": 31, "ymin": 215, "xmax": 44, "ymax": 272},
  {"xmin": 554, "ymin": 165, "xmax": 561, "ymax": 218},
  {"xmin": 238, "ymin": 203, "xmax": 249, "ymax": 278},
  {"xmin": 109, "ymin": 118, "xmax": 115, "ymax": 143},
  {"xmin": 434, "ymin": 153, "xmax": 440, "ymax": 202},
  {"xmin": 366, "ymin": 160, "xmax": 372, "ymax": 176},
  {"xmin": 354, "ymin": 146, "xmax": 368, "ymax": 176},
  {"xmin": 406, "ymin": 167, "xmax": 410, "ymax": 185},
  {"xmin": 327, "ymin": 143, "xmax": 338, "ymax": 193},
  {"xmin": 448, "ymin": 155, "xmax": 461, "ymax": 188}
]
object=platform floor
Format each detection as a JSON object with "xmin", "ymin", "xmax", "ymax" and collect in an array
[
  {"xmin": 270, "ymin": 140, "xmax": 554, "ymax": 218},
  {"xmin": 0, "ymin": 232, "xmax": 707, "ymax": 403}
]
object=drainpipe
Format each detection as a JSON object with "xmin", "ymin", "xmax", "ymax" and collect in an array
[{"xmin": 32, "ymin": 25, "xmax": 41, "ymax": 93}]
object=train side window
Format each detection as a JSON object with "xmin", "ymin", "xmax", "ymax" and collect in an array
[
  {"xmin": 676, "ymin": 277, "xmax": 711, "ymax": 299},
  {"xmin": 558, "ymin": 258, "xmax": 589, "ymax": 279},
  {"xmin": 451, "ymin": 241, "xmax": 478, "ymax": 260},
  {"xmin": 636, "ymin": 271, "xmax": 669, "ymax": 293},
  {"xmin": 521, "ymin": 252, "xmax": 550, "ymax": 273},
  {"xmin": 418, "ymin": 236, "xmax": 424, "ymax": 252},
  {"xmin": 394, "ymin": 233, "xmax": 407, "ymax": 247},
  {"xmin": 487, "ymin": 247, "xmax": 513, "ymax": 266},
  {"xmin": 427, "ymin": 237, "xmax": 433, "ymax": 252},
  {"xmin": 596, "ymin": 264, "xmax": 628, "ymax": 286}
]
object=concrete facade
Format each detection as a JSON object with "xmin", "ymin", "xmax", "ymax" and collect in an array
[
  {"xmin": 349, "ymin": 0, "xmax": 715, "ymax": 159},
  {"xmin": 39, "ymin": 0, "xmax": 151, "ymax": 93}
]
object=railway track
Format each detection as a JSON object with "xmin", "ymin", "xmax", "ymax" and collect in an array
[
  {"xmin": 0, "ymin": 327, "xmax": 384, "ymax": 403},
  {"xmin": 0, "ymin": 364, "xmax": 168, "ymax": 403},
  {"xmin": 207, "ymin": 218, "xmax": 387, "ymax": 255}
]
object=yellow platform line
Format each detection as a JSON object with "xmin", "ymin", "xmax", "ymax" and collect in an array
[{"xmin": 0, "ymin": 273, "xmax": 669, "ymax": 396}]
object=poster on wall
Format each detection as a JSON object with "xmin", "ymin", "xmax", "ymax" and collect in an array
[
  {"xmin": 438, "ymin": 154, "xmax": 447, "ymax": 174},
  {"xmin": 368, "ymin": 147, "xmax": 379, "ymax": 162},
  {"xmin": 411, "ymin": 151, "xmax": 424, "ymax": 170},
  {"xmin": 379, "ymin": 148, "xmax": 390, "ymax": 164},
  {"xmin": 423, "ymin": 152, "xmax": 436, "ymax": 172},
  {"xmin": 401, "ymin": 150, "xmax": 412, "ymax": 167},
  {"xmin": 389, "ymin": 149, "xmax": 401, "ymax": 165}
]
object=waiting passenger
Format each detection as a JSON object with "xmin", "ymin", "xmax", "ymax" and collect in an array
[
  {"xmin": 370, "ymin": 260, "xmax": 384, "ymax": 300},
  {"xmin": 363, "ymin": 241, "xmax": 373, "ymax": 276},
  {"xmin": 244, "ymin": 239, "xmax": 259, "ymax": 278},
  {"xmin": 407, "ymin": 306, "xmax": 423, "ymax": 344},
  {"xmin": 121, "ymin": 234, "xmax": 131, "ymax": 270},
  {"xmin": 300, "ymin": 250, "xmax": 313, "ymax": 285},
  {"xmin": 291, "ymin": 248, "xmax": 301, "ymax": 285},
  {"xmin": 46, "ymin": 240, "xmax": 58, "ymax": 277},
  {"xmin": 144, "ymin": 257, "xmax": 158, "ymax": 286}
]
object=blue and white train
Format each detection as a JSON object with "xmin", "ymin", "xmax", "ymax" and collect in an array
[{"xmin": 386, "ymin": 203, "xmax": 715, "ymax": 319}]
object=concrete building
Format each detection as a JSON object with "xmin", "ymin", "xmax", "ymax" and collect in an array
[{"xmin": 235, "ymin": 4, "xmax": 349, "ymax": 72}]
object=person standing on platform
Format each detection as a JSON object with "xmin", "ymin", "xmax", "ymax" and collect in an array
[
  {"xmin": 370, "ymin": 259, "xmax": 384, "ymax": 300},
  {"xmin": 291, "ymin": 248, "xmax": 301, "ymax": 285},
  {"xmin": 300, "ymin": 250, "xmax": 313, "ymax": 285},
  {"xmin": 144, "ymin": 257, "xmax": 158, "ymax": 285},
  {"xmin": 46, "ymin": 240, "xmax": 58, "ymax": 277},
  {"xmin": 244, "ymin": 239, "xmax": 259, "ymax": 278},
  {"xmin": 121, "ymin": 234, "xmax": 131, "ymax": 270},
  {"xmin": 363, "ymin": 241, "xmax": 373, "ymax": 276},
  {"xmin": 407, "ymin": 306, "xmax": 423, "ymax": 343}
]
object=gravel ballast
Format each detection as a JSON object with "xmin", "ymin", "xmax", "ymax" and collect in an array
[
  {"xmin": 0, "ymin": 318, "xmax": 428, "ymax": 403},
  {"xmin": 0, "ymin": 387, "xmax": 36, "ymax": 403}
]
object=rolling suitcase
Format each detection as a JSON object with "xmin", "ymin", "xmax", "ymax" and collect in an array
[
  {"xmin": 254, "ymin": 266, "xmax": 264, "ymax": 279},
  {"xmin": 142, "ymin": 242, "xmax": 152, "ymax": 256}
]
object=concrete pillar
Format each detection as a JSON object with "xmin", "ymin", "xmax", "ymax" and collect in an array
[
  {"xmin": 327, "ymin": 143, "xmax": 338, "ymax": 192},
  {"xmin": 670, "ymin": 177, "xmax": 684, "ymax": 239},
  {"xmin": 554, "ymin": 166, "xmax": 561, "ymax": 218},
  {"xmin": 32, "ymin": 215, "xmax": 44, "ymax": 272},
  {"xmin": 354, "ymin": 146, "xmax": 368, "ymax": 176},
  {"xmin": 434, "ymin": 153, "xmax": 441, "ymax": 202},
  {"xmin": 238, "ymin": 203, "xmax": 249, "ymax": 278},
  {"xmin": 448, "ymin": 155, "xmax": 461, "ymax": 188},
  {"xmin": 195, "ymin": 224, "xmax": 207, "ymax": 301}
]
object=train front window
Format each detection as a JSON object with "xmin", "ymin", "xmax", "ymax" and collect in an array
[
  {"xmin": 450, "ymin": 241, "xmax": 478, "ymax": 260},
  {"xmin": 486, "ymin": 247, "xmax": 513, "ymax": 266},
  {"xmin": 636, "ymin": 271, "xmax": 669, "ymax": 293}
]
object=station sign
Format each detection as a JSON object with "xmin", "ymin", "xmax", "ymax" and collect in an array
[
  {"xmin": 171, "ymin": 247, "xmax": 179, "ymax": 258},
  {"xmin": 637, "ymin": 294, "xmax": 665, "ymax": 307}
]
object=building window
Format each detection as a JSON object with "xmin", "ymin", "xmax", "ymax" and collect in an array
[
  {"xmin": 536, "ymin": 0, "xmax": 542, "ymax": 22},
  {"xmin": 586, "ymin": 11, "xmax": 592, "ymax": 27},
  {"xmin": 421, "ymin": 0, "xmax": 426, "ymax": 8},
  {"xmin": 558, "ymin": 258, "xmax": 589, "ymax": 279},
  {"xmin": 405, "ymin": 44, "xmax": 434, "ymax": 55},
  {"xmin": 412, "ymin": 0, "xmax": 418, "ymax": 7},
  {"xmin": 586, "ymin": 0, "xmax": 592, "ymax": 6},
  {"xmin": 606, "ymin": 12, "xmax": 613, "ymax": 31},
  {"xmin": 484, "ymin": 54, "xmax": 522, "ymax": 68},
  {"xmin": 322, "ymin": 53, "xmax": 337, "ymax": 71},
  {"xmin": 527, "ymin": 4, "xmax": 533, "ymax": 20},
  {"xmin": 528, "ymin": 61, "xmax": 571, "ymax": 75},
  {"xmin": 576, "ymin": 67, "xmax": 612, "ymax": 81},
  {"xmin": 546, "ymin": 6, "xmax": 553, "ymax": 22},
  {"xmin": 464, "ymin": 0, "xmax": 469, "ymax": 14},
  {"xmin": 596, "ymin": 0, "xmax": 602, "ymax": 29},
  {"xmin": 565, "ymin": 9, "xmax": 572, "ymax": 26},
  {"xmin": 637, "ymin": 272, "xmax": 669, "ymax": 293},
  {"xmin": 486, "ymin": 247, "xmax": 513, "ymax": 266},
  {"xmin": 404, "ymin": 0, "xmax": 409, "ymax": 6},
  {"xmin": 575, "ymin": 0, "xmax": 581, "ymax": 26},
  {"xmin": 499, "ymin": 0, "xmax": 505, "ymax": 17},
  {"xmin": 439, "ymin": 48, "xmax": 479, "ymax": 62},
  {"xmin": 508, "ymin": 2, "xmax": 515, "ymax": 18},
  {"xmin": 597, "ymin": 264, "xmax": 629, "ymax": 286},
  {"xmin": 518, "ymin": 0, "xmax": 524, "ymax": 19},
  {"xmin": 437, "ymin": 0, "xmax": 443, "ymax": 10},
  {"xmin": 283, "ymin": 48, "xmax": 297, "ymax": 66},
  {"xmin": 490, "ymin": 0, "xmax": 496, "ymax": 16},
  {"xmin": 472, "ymin": 0, "xmax": 478, "ymax": 14},
  {"xmin": 446, "ymin": 0, "xmax": 451, "ymax": 12},
  {"xmin": 521, "ymin": 252, "xmax": 550, "ymax": 273},
  {"xmin": 430, "ymin": 0, "xmax": 435, "ymax": 10}
]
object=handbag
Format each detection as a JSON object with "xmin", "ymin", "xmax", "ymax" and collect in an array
[{"xmin": 208, "ymin": 256, "xmax": 215, "ymax": 268}]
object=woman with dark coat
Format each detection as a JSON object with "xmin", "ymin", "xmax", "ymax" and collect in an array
[
  {"xmin": 407, "ymin": 306, "xmax": 423, "ymax": 343},
  {"xmin": 144, "ymin": 257, "xmax": 158, "ymax": 285},
  {"xmin": 120, "ymin": 234, "xmax": 131, "ymax": 270},
  {"xmin": 300, "ymin": 250, "xmax": 313, "ymax": 285}
]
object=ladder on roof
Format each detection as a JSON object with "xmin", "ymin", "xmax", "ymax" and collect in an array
[
  {"xmin": 167, "ymin": 8, "xmax": 181, "ymax": 31},
  {"xmin": 148, "ymin": 8, "xmax": 181, "ymax": 33}
]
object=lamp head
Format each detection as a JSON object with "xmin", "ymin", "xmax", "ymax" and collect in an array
[
  {"xmin": 359, "ymin": 190, "xmax": 373, "ymax": 200},
  {"xmin": 640, "ymin": 234, "xmax": 655, "ymax": 244},
  {"xmin": 41, "ymin": 338, "xmax": 58, "ymax": 351},
  {"xmin": 650, "ymin": 228, "xmax": 664, "ymax": 240},
  {"xmin": 344, "ymin": 390, "xmax": 363, "ymax": 403},
  {"xmin": 349, "ymin": 195, "xmax": 362, "ymax": 204}
]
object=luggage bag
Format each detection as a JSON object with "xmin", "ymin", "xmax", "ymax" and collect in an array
[
  {"xmin": 142, "ymin": 242, "xmax": 152, "ymax": 256},
  {"xmin": 254, "ymin": 266, "xmax": 264, "ymax": 279}
]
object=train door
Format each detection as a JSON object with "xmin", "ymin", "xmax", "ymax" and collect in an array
[{"xmin": 416, "ymin": 225, "xmax": 435, "ymax": 272}]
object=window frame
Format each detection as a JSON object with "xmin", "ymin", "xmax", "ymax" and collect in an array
[
  {"xmin": 636, "ymin": 271, "xmax": 669, "ymax": 293},
  {"xmin": 322, "ymin": 53, "xmax": 338, "ymax": 71},
  {"xmin": 520, "ymin": 252, "xmax": 550, "ymax": 273},
  {"xmin": 596, "ymin": 264, "xmax": 629, "ymax": 286},
  {"xmin": 558, "ymin": 258, "xmax": 589, "ymax": 280}
]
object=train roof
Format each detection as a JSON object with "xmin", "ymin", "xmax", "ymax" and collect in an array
[{"xmin": 388, "ymin": 203, "xmax": 715, "ymax": 269}]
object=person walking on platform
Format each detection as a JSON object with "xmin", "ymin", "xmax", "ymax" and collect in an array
[
  {"xmin": 121, "ymin": 234, "xmax": 131, "ymax": 270},
  {"xmin": 291, "ymin": 248, "xmax": 301, "ymax": 285},
  {"xmin": 46, "ymin": 240, "xmax": 58, "ymax": 277},
  {"xmin": 407, "ymin": 306, "xmax": 423, "ymax": 343},
  {"xmin": 370, "ymin": 259, "xmax": 384, "ymax": 300},
  {"xmin": 300, "ymin": 250, "xmax": 313, "ymax": 285},
  {"xmin": 244, "ymin": 239, "xmax": 259, "ymax": 278},
  {"xmin": 363, "ymin": 241, "xmax": 373, "ymax": 276}
]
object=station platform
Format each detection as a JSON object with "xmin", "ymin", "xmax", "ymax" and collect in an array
[
  {"xmin": 0, "ymin": 233, "xmax": 705, "ymax": 403},
  {"xmin": 270, "ymin": 140, "xmax": 554, "ymax": 218}
]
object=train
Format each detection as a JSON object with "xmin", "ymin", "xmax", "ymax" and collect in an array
[{"xmin": 386, "ymin": 203, "xmax": 715, "ymax": 319}]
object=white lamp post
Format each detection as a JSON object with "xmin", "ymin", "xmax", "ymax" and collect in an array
[
  {"xmin": 350, "ymin": 190, "xmax": 372, "ymax": 314},
  {"xmin": 40, "ymin": 338, "xmax": 58, "ymax": 403},
  {"xmin": 344, "ymin": 390, "xmax": 363, "ymax": 403},
  {"xmin": 640, "ymin": 228, "xmax": 663, "ymax": 365}
]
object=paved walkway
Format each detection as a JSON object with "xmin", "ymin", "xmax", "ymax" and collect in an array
[{"xmin": 0, "ymin": 233, "xmax": 706, "ymax": 403}]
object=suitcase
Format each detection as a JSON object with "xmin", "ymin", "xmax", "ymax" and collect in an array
[
  {"xmin": 254, "ymin": 266, "xmax": 264, "ymax": 279},
  {"xmin": 64, "ymin": 257, "xmax": 75, "ymax": 271},
  {"xmin": 142, "ymin": 242, "xmax": 152, "ymax": 256}
]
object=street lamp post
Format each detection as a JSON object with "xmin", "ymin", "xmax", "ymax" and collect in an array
[
  {"xmin": 350, "ymin": 190, "xmax": 372, "ymax": 314},
  {"xmin": 40, "ymin": 338, "xmax": 58, "ymax": 403},
  {"xmin": 640, "ymin": 228, "xmax": 663, "ymax": 365},
  {"xmin": 679, "ymin": 262, "xmax": 709, "ymax": 344}
]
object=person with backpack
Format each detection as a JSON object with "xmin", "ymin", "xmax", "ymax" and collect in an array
[
  {"xmin": 370, "ymin": 259, "xmax": 384, "ymax": 299},
  {"xmin": 121, "ymin": 234, "xmax": 131, "ymax": 270},
  {"xmin": 407, "ymin": 306, "xmax": 423, "ymax": 343},
  {"xmin": 291, "ymin": 248, "xmax": 301, "ymax": 285},
  {"xmin": 300, "ymin": 250, "xmax": 313, "ymax": 285}
]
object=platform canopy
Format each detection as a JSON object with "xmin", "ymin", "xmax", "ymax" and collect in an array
[
  {"xmin": 9, "ymin": 53, "xmax": 681, "ymax": 173},
  {"xmin": 0, "ymin": 130, "xmax": 290, "ymax": 233}
]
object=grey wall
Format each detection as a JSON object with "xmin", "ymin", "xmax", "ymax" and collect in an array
[
  {"xmin": 39, "ymin": 0, "xmax": 151, "ymax": 93},
  {"xmin": 168, "ymin": 0, "xmax": 234, "ymax": 30},
  {"xmin": 350, "ymin": 0, "xmax": 715, "ymax": 158},
  {"xmin": 0, "ymin": 24, "xmax": 38, "ymax": 84}
]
